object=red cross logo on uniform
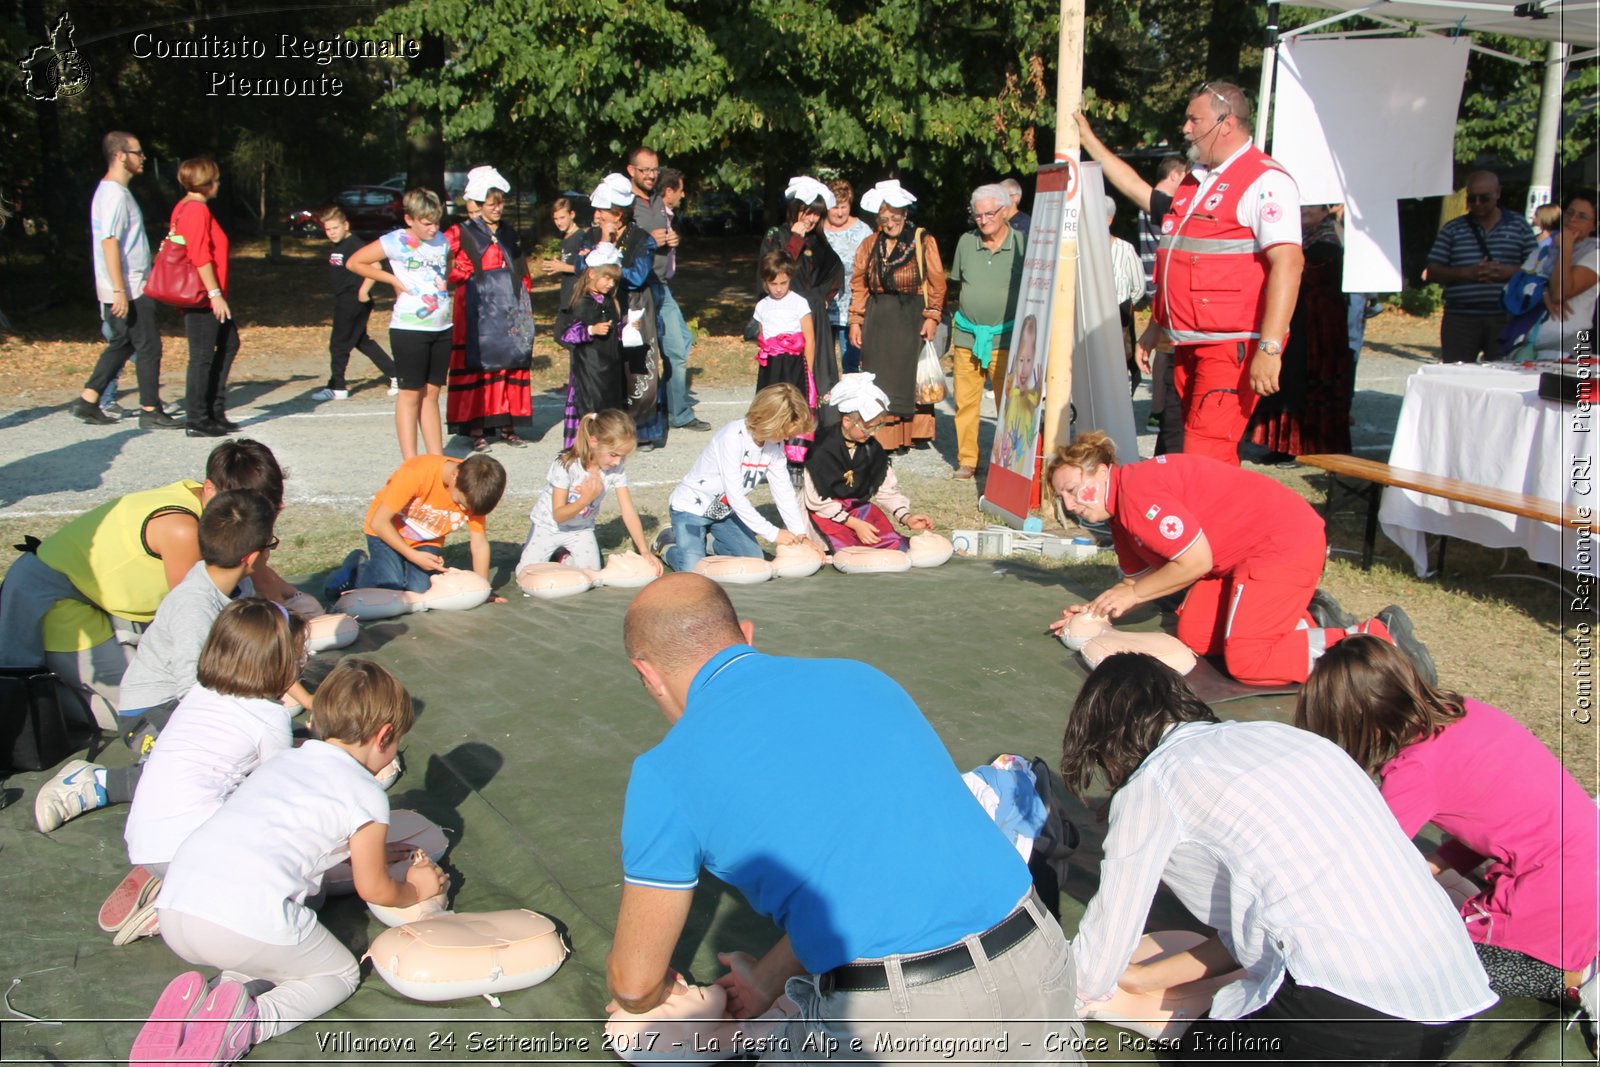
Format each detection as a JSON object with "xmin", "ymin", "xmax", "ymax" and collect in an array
[{"xmin": 1159, "ymin": 515, "xmax": 1185, "ymax": 540}]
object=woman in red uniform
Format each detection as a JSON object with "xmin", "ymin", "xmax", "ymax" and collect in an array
[{"xmin": 1045, "ymin": 431, "xmax": 1432, "ymax": 686}]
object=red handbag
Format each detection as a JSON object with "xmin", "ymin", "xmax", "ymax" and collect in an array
[{"xmin": 145, "ymin": 202, "xmax": 208, "ymax": 308}]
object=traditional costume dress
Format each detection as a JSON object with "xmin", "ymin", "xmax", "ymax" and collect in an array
[{"xmin": 802, "ymin": 374, "xmax": 916, "ymax": 550}]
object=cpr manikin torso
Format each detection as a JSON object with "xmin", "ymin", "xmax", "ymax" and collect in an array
[
  {"xmin": 770, "ymin": 540, "xmax": 827, "ymax": 578},
  {"xmin": 279, "ymin": 591, "xmax": 359, "ymax": 651},
  {"xmin": 336, "ymin": 570, "xmax": 493, "ymax": 619},
  {"xmin": 693, "ymin": 556, "xmax": 774, "ymax": 584},
  {"xmin": 1059, "ymin": 612, "xmax": 1198, "ymax": 675},
  {"xmin": 905, "ymin": 532, "xmax": 953, "ymax": 568},
  {"xmin": 1081, "ymin": 930, "xmax": 1243, "ymax": 1043},
  {"xmin": 830, "ymin": 547, "xmax": 911, "ymax": 574},
  {"xmin": 605, "ymin": 984, "xmax": 797, "ymax": 1064}
]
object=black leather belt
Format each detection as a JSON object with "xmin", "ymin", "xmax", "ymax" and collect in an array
[{"xmin": 818, "ymin": 905, "xmax": 1038, "ymax": 994}]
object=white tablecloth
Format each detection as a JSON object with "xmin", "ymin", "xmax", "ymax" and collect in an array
[{"xmin": 1378, "ymin": 364, "xmax": 1597, "ymax": 576}]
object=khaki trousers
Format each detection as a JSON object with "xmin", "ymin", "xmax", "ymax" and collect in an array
[{"xmin": 951, "ymin": 345, "xmax": 1010, "ymax": 469}]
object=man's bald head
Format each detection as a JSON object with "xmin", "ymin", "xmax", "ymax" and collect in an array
[{"xmin": 624, "ymin": 573, "xmax": 745, "ymax": 677}]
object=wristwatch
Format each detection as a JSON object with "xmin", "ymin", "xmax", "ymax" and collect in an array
[
  {"xmin": 207, "ymin": 288, "xmax": 222, "ymax": 298},
  {"xmin": 1257, "ymin": 339, "xmax": 1283, "ymax": 355}
]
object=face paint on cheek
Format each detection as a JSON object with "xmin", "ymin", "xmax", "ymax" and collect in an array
[{"xmin": 1078, "ymin": 483, "xmax": 1099, "ymax": 505}]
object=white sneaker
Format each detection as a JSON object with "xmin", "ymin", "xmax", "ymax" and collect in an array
[
  {"xmin": 310, "ymin": 387, "xmax": 349, "ymax": 401},
  {"xmin": 387, "ymin": 378, "xmax": 401, "ymax": 397},
  {"xmin": 35, "ymin": 760, "xmax": 108, "ymax": 832}
]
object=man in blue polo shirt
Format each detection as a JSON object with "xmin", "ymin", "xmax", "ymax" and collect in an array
[
  {"xmin": 1426, "ymin": 171, "xmax": 1535, "ymax": 364},
  {"xmin": 609, "ymin": 574, "xmax": 1083, "ymax": 1062}
]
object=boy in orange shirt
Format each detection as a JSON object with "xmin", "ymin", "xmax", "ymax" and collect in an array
[{"xmin": 325, "ymin": 453, "xmax": 506, "ymax": 597}]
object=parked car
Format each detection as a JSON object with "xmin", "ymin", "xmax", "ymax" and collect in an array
[
  {"xmin": 678, "ymin": 190, "xmax": 763, "ymax": 235},
  {"xmin": 285, "ymin": 186, "xmax": 403, "ymax": 235}
]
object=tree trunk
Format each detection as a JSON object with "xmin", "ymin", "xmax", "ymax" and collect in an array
[{"xmin": 406, "ymin": 34, "xmax": 447, "ymax": 196}]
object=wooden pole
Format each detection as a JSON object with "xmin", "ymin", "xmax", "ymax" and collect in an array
[{"xmin": 1040, "ymin": 0, "xmax": 1086, "ymax": 456}]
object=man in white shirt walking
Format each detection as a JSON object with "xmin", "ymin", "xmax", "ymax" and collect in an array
[{"xmin": 74, "ymin": 131, "xmax": 177, "ymax": 429}]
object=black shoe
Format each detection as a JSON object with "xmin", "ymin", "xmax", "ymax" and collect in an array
[
  {"xmin": 679, "ymin": 418, "xmax": 712, "ymax": 432},
  {"xmin": 138, "ymin": 408, "xmax": 182, "ymax": 430},
  {"xmin": 1375, "ymin": 604, "xmax": 1437, "ymax": 687},
  {"xmin": 211, "ymin": 416, "xmax": 242, "ymax": 432},
  {"xmin": 184, "ymin": 420, "xmax": 227, "ymax": 438},
  {"xmin": 1308, "ymin": 589, "xmax": 1357, "ymax": 630},
  {"xmin": 70, "ymin": 398, "xmax": 117, "ymax": 425}
]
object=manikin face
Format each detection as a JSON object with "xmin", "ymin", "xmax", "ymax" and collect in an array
[
  {"xmin": 1052, "ymin": 464, "xmax": 1111, "ymax": 525},
  {"xmin": 765, "ymin": 272, "xmax": 792, "ymax": 300}
]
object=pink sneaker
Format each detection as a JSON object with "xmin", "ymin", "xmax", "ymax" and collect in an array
[
  {"xmin": 130, "ymin": 971, "xmax": 206, "ymax": 1065},
  {"xmin": 175, "ymin": 978, "xmax": 257, "ymax": 1064},
  {"xmin": 99, "ymin": 866, "xmax": 161, "ymax": 933}
]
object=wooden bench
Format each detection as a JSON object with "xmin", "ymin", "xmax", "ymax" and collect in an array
[{"xmin": 1295, "ymin": 454, "xmax": 1585, "ymax": 573}]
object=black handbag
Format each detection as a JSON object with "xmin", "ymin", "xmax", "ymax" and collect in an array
[{"xmin": 0, "ymin": 667, "xmax": 85, "ymax": 773}]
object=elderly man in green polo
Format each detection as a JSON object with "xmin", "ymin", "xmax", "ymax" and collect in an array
[{"xmin": 947, "ymin": 183, "xmax": 1026, "ymax": 480}]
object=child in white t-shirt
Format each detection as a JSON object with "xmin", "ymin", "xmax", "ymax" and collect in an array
[
  {"xmin": 41, "ymin": 599, "xmax": 308, "ymax": 950},
  {"xmin": 754, "ymin": 250, "xmax": 817, "ymax": 462},
  {"xmin": 656, "ymin": 383, "xmax": 815, "ymax": 573},
  {"xmin": 135, "ymin": 659, "xmax": 442, "ymax": 1064},
  {"xmin": 516, "ymin": 409, "xmax": 661, "ymax": 576}
]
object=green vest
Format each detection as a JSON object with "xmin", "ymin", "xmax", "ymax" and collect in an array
[{"xmin": 37, "ymin": 480, "xmax": 203, "ymax": 651}]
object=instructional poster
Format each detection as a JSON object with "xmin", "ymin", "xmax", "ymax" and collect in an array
[{"xmin": 986, "ymin": 161, "xmax": 1078, "ymax": 524}]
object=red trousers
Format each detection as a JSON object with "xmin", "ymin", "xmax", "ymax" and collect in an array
[
  {"xmin": 1176, "ymin": 539, "xmax": 1349, "ymax": 686},
  {"xmin": 812, "ymin": 502, "xmax": 906, "ymax": 551},
  {"xmin": 1174, "ymin": 341, "xmax": 1257, "ymax": 466}
]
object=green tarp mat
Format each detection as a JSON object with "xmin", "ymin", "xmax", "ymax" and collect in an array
[{"xmin": 0, "ymin": 559, "xmax": 1585, "ymax": 1062}]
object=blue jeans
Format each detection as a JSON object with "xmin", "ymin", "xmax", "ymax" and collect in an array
[
  {"xmin": 664, "ymin": 509, "xmax": 763, "ymax": 572},
  {"xmin": 361, "ymin": 535, "xmax": 443, "ymax": 593},
  {"xmin": 833, "ymin": 325, "xmax": 860, "ymax": 375},
  {"xmin": 653, "ymin": 280, "xmax": 697, "ymax": 425}
]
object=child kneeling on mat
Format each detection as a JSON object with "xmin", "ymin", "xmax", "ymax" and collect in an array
[
  {"xmin": 802, "ymin": 373, "xmax": 933, "ymax": 550},
  {"xmin": 516, "ymin": 409, "xmax": 660, "ymax": 577},
  {"xmin": 325, "ymin": 452, "xmax": 506, "ymax": 600},
  {"xmin": 653, "ymin": 383, "xmax": 814, "ymax": 572},
  {"xmin": 134, "ymin": 660, "xmax": 444, "ymax": 1065}
]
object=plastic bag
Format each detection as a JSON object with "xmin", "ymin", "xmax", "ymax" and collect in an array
[{"xmin": 914, "ymin": 340, "xmax": 946, "ymax": 404}]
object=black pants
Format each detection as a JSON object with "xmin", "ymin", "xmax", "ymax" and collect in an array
[
  {"xmin": 328, "ymin": 295, "xmax": 396, "ymax": 390},
  {"xmin": 1155, "ymin": 352, "xmax": 1185, "ymax": 455},
  {"xmin": 1180, "ymin": 972, "xmax": 1472, "ymax": 1066},
  {"xmin": 84, "ymin": 296, "xmax": 163, "ymax": 408},
  {"xmin": 183, "ymin": 309, "xmax": 240, "ymax": 422}
]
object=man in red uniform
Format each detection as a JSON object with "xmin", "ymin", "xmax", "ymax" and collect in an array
[{"xmin": 1140, "ymin": 83, "xmax": 1303, "ymax": 465}]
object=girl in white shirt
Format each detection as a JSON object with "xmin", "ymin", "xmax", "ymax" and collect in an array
[
  {"xmin": 516, "ymin": 409, "xmax": 661, "ymax": 576},
  {"xmin": 658, "ymin": 383, "xmax": 814, "ymax": 573},
  {"xmin": 753, "ymin": 251, "xmax": 816, "ymax": 463},
  {"xmin": 135, "ymin": 659, "xmax": 444, "ymax": 1064}
]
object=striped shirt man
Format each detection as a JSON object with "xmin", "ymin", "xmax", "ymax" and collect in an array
[
  {"xmin": 1427, "ymin": 211, "xmax": 1536, "ymax": 315},
  {"xmin": 1073, "ymin": 719, "xmax": 1496, "ymax": 1025}
]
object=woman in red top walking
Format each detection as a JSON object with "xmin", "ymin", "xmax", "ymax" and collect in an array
[
  {"xmin": 1045, "ymin": 430, "xmax": 1429, "ymax": 687},
  {"xmin": 171, "ymin": 157, "xmax": 238, "ymax": 438}
]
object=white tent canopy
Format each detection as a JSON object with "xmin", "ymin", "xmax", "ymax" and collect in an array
[{"xmin": 1281, "ymin": 0, "xmax": 1598, "ymax": 52}]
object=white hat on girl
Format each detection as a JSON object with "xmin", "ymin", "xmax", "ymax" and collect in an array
[
  {"xmin": 586, "ymin": 242, "xmax": 623, "ymax": 268},
  {"xmin": 591, "ymin": 174, "xmax": 636, "ymax": 210},
  {"xmin": 463, "ymin": 166, "xmax": 510, "ymax": 203},
  {"xmin": 826, "ymin": 373, "xmax": 890, "ymax": 422},
  {"xmin": 784, "ymin": 176, "xmax": 836, "ymax": 210},
  {"xmin": 860, "ymin": 179, "xmax": 917, "ymax": 214}
]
